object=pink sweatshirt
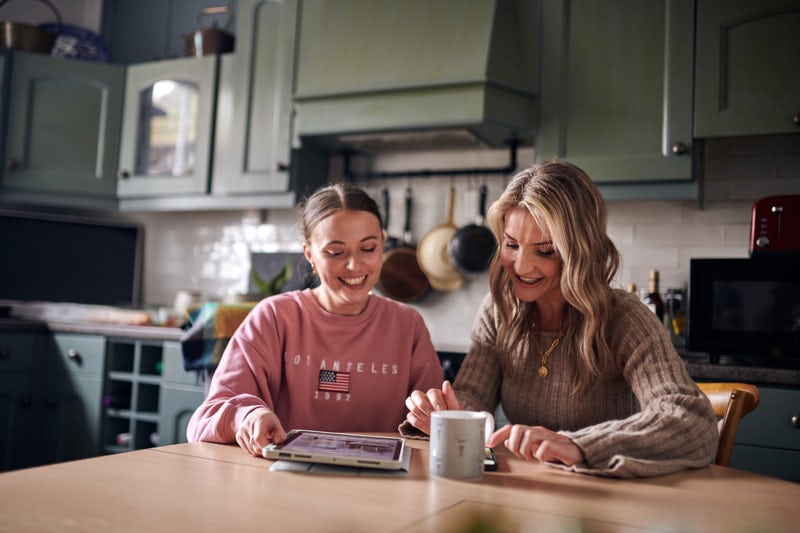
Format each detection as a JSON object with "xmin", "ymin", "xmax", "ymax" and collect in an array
[{"xmin": 186, "ymin": 289, "xmax": 443, "ymax": 442}]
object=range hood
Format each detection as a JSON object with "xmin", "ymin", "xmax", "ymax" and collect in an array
[{"xmin": 292, "ymin": 0, "xmax": 539, "ymax": 154}]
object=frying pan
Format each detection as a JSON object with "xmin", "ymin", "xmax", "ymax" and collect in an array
[
  {"xmin": 376, "ymin": 188, "xmax": 431, "ymax": 302},
  {"xmin": 449, "ymin": 184, "xmax": 497, "ymax": 274},
  {"xmin": 416, "ymin": 186, "xmax": 464, "ymax": 291}
]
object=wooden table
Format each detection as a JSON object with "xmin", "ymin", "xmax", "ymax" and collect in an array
[{"xmin": 1, "ymin": 436, "xmax": 798, "ymax": 532}]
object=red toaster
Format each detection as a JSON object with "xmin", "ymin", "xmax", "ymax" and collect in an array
[{"xmin": 749, "ymin": 195, "xmax": 800, "ymax": 255}]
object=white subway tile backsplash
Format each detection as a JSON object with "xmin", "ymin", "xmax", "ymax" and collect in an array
[{"xmin": 122, "ymin": 137, "xmax": 799, "ymax": 349}]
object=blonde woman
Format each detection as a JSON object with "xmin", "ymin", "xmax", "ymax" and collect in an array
[{"xmin": 403, "ymin": 161, "xmax": 717, "ymax": 478}]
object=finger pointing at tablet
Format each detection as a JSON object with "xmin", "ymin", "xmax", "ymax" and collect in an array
[{"xmin": 236, "ymin": 407, "xmax": 288, "ymax": 456}]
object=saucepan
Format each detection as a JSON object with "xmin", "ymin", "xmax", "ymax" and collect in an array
[
  {"xmin": 182, "ymin": 6, "xmax": 235, "ymax": 57},
  {"xmin": 377, "ymin": 187, "xmax": 431, "ymax": 302},
  {"xmin": 416, "ymin": 186, "xmax": 464, "ymax": 292},
  {"xmin": 0, "ymin": 0, "xmax": 62, "ymax": 54},
  {"xmin": 449, "ymin": 184, "xmax": 497, "ymax": 274}
]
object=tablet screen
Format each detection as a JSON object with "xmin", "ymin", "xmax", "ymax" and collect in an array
[{"xmin": 273, "ymin": 431, "xmax": 403, "ymax": 461}]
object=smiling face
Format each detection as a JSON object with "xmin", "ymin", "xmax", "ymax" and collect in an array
[
  {"xmin": 499, "ymin": 206, "xmax": 566, "ymax": 315},
  {"xmin": 303, "ymin": 209, "xmax": 384, "ymax": 315}
]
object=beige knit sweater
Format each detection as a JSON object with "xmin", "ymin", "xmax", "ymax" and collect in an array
[{"xmin": 453, "ymin": 290, "xmax": 718, "ymax": 478}]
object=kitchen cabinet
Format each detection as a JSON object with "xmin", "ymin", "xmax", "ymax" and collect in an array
[
  {"xmin": 116, "ymin": 0, "xmax": 327, "ymax": 210},
  {"xmin": 694, "ymin": 0, "xmax": 800, "ymax": 138},
  {"xmin": 0, "ymin": 332, "xmax": 103, "ymax": 471},
  {"xmin": 117, "ymin": 55, "xmax": 219, "ymax": 198},
  {"xmin": 39, "ymin": 333, "xmax": 104, "ymax": 465},
  {"xmin": 0, "ymin": 51, "xmax": 124, "ymax": 206},
  {"xmin": 730, "ymin": 385, "xmax": 800, "ymax": 482},
  {"xmin": 158, "ymin": 342, "xmax": 204, "ymax": 445},
  {"xmin": 536, "ymin": 0, "xmax": 697, "ymax": 199},
  {"xmin": 212, "ymin": 0, "xmax": 317, "ymax": 200},
  {"xmin": 0, "ymin": 332, "xmax": 39, "ymax": 471}
]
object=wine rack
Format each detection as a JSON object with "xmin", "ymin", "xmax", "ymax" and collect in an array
[{"xmin": 102, "ymin": 340, "xmax": 164, "ymax": 453}]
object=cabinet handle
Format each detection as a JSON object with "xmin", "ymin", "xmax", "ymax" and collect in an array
[
  {"xmin": 67, "ymin": 348, "xmax": 83, "ymax": 365},
  {"xmin": 671, "ymin": 142, "xmax": 688, "ymax": 155},
  {"xmin": 117, "ymin": 169, "xmax": 130, "ymax": 179},
  {"xmin": 792, "ymin": 414, "xmax": 799, "ymax": 429},
  {"xmin": 6, "ymin": 159, "xmax": 19, "ymax": 170},
  {"xmin": 793, "ymin": 113, "xmax": 799, "ymax": 126}
]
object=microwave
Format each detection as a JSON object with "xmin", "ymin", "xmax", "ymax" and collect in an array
[{"xmin": 687, "ymin": 257, "xmax": 800, "ymax": 368}]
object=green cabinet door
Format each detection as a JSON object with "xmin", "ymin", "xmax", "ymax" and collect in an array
[
  {"xmin": 211, "ymin": 0, "xmax": 296, "ymax": 196},
  {"xmin": 117, "ymin": 55, "xmax": 218, "ymax": 197},
  {"xmin": 537, "ymin": 0, "xmax": 695, "ymax": 191},
  {"xmin": 3, "ymin": 52, "xmax": 124, "ymax": 198},
  {"xmin": 730, "ymin": 385, "xmax": 800, "ymax": 482},
  {"xmin": 0, "ymin": 332, "xmax": 38, "ymax": 472},
  {"xmin": 158, "ymin": 342, "xmax": 204, "ymax": 445},
  {"xmin": 40, "ymin": 334, "xmax": 104, "ymax": 466},
  {"xmin": 694, "ymin": 0, "xmax": 800, "ymax": 137}
]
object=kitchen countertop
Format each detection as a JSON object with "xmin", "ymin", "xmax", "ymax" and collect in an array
[
  {"xmin": 0, "ymin": 316, "xmax": 182, "ymax": 341},
  {"xmin": 2, "ymin": 302, "xmax": 797, "ymax": 386}
]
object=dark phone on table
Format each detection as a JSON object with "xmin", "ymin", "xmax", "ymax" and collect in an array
[{"xmin": 484, "ymin": 447, "xmax": 497, "ymax": 471}]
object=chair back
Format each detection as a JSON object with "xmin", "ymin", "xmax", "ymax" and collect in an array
[{"xmin": 697, "ymin": 382, "xmax": 760, "ymax": 467}]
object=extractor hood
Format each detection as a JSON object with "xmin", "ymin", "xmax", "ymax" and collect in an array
[{"xmin": 292, "ymin": 0, "xmax": 539, "ymax": 153}]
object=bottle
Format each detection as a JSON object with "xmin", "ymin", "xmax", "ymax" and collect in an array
[{"xmin": 643, "ymin": 270, "xmax": 664, "ymax": 323}]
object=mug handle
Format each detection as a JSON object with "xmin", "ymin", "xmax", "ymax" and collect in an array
[{"xmin": 480, "ymin": 411, "xmax": 495, "ymax": 445}]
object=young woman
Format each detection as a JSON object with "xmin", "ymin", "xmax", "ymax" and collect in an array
[
  {"xmin": 188, "ymin": 183, "xmax": 443, "ymax": 456},
  {"xmin": 403, "ymin": 161, "xmax": 717, "ymax": 478}
]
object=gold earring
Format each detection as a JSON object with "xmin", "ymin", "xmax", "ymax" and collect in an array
[{"xmin": 310, "ymin": 262, "xmax": 317, "ymax": 275}]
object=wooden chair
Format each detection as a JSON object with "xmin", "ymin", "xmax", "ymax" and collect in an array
[{"xmin": 697, "ymin": 382, "xmax": 760, "ymax": 467}]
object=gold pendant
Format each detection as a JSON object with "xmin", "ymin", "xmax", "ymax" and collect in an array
[{"xmin": 538, "ymin": 366, "xmax": 548, "ymax": 378}]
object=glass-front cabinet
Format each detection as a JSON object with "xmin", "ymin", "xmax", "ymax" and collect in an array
[{"xmin": 117, "ymin": 55, "xmax": 218, "ymax": 197}]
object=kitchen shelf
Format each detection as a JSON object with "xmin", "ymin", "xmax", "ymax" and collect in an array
[{"xmin": 101, "ymin": 339, "xmax": 166, "ymax": 454}]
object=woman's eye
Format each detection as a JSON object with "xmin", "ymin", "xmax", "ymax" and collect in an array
[
  {"xmin": 325, "ymin": 250, "xmax": 343, "ymax": 257},
  {"xmin": 538, "ymin": 249, "xmax": 556, "ymax": 258},
  {"xmin": 503, "ymin": 241, "xmax": 519, "ymax": 250},
  {"xmin": 362, "ymin": 245, "xmax": 378, "ymax": 253}
]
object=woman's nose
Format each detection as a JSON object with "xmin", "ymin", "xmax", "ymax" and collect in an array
[{"xmin": 515, "ymin": 249, "xmax": 537, "ymax": 274}]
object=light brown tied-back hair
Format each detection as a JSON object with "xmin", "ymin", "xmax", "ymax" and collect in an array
[
  {"xmin": 298, "ymin": 182, "xmax": 384, "ymax": 243},
  {"xmin": 486, "ymin": 160, "xmax": 620, "ymax": 394}
]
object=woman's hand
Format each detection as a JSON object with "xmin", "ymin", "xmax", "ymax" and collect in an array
[
  {"xmin": 488, "ymin": 424, "xmax": 585, "ymax": 467},
  {"xmin": 235, "ymin": 407, "xmax": 287, "ymax": 456},
  {"xmin": 404, "ymin": 380, "xmax": 462, "ymax": 434}
]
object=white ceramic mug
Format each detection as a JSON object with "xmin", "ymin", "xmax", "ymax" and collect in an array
[{"xmin": 429, "ymin": 410, "xmax": 495, "ymax": 480}]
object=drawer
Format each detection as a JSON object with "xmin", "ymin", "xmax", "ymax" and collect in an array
[
  {"xmin": 731, "ymin": 444, "xmax": 800, "ymax": 483},
  {"xmin": 50, "ymin": 333, "xmax": 106, "ymax": 376},
  {"xmin": 735, "ymin": 386, "xmax": 800, "ymax": 451},
  {"xmin": 0, "ymin": 333, "xmax": 37, "ymax": 372}
]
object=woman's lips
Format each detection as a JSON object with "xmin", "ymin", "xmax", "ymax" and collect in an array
[
  {"xmin": 516, "ymin": 274, "xmax": 542, "ymax": 285},
  {"xmin": 341, "ymin": 274, "xmax": 368, "ymax": 287}
]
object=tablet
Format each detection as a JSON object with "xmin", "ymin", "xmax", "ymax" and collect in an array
[{"xmin": 262, "ymin": 430, "xmax": 407, "ymax": 470}]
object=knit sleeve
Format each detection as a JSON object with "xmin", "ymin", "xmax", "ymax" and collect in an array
[
  {"xmin": 452, "ymin": 293, "xmax": 503, "ymax": 413},
  {"xmin": 559, "ymin": 292, "xmax": 718, "ymax": 478}
]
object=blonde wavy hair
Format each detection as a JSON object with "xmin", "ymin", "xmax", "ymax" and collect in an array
[{"xmin": 486, "ymin": 160, "xmax": 620, "ymax": 393}]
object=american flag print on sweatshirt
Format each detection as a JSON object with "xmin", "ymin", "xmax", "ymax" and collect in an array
[{"xmin": 318, "ymin": 370, "xmax": 350, "ymax": 392}]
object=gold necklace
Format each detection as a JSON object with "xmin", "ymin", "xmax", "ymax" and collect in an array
[{"xmin": 537, "ymin": 329, "xmax": 565, "ymax": 378}]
